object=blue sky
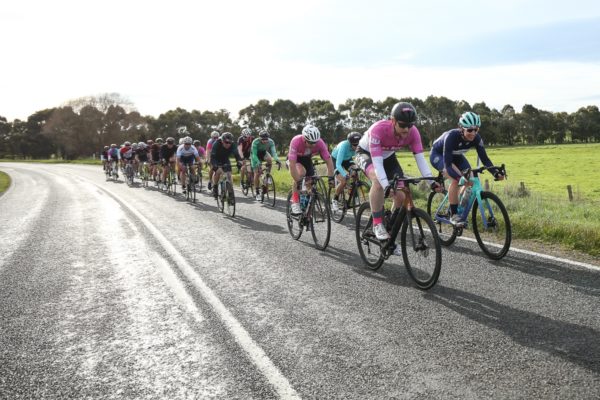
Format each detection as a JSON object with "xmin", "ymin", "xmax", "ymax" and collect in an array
[{"xmin": 1, "ymin": 0, "xmax": 600, "ymax": 121}]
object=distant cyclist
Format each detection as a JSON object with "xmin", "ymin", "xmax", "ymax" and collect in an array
[
  {"xmin": 106, "ymin": 144, "xmax": 120, "ymax": 177},
  {"xmin": 206, "ymin": 131, "xmax": 220, "ymax": 190},
  {"xmin": 355, "ymin": 102, "xmax": 441, "ymax": 240},
  {"xmin": 159, "ymin": 137, "xmax": 178, "ymax": 184},
  {"xmin": 193, "ymin": 139, "xmax": 206, "ymax": 171},
  {"xmin": 330, "ymin": 131, "xmax": 362, "ymax": 212},
  {"xmin": 250, "ymin": 130, "xmax": 281, "ymax": 200},
  {"xmin": 238, "ymin": 128, "xmax": 255, "ymax": 191},
  {"xmin": 177, "ymin": 136, "xmax": 201, "ymax": 194},
  {"xmin": 429, "ymin": 111, "xmax": 504, "ymax": 226},
  {"xmin": 210, "ymin": 132, "xmax": 243, "ymax": 199},
  {"xmin": 287, "ymin": 125, "xmax": 335, "ymax": 215}
]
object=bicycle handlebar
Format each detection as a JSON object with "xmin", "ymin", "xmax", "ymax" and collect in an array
[
  {"xmin": 384, "ymin": 175, "xmax": 443, "ymax": 198},
  {"xmin": 463, "ymin": 164, "xmax": 507, "ymax": 180}
]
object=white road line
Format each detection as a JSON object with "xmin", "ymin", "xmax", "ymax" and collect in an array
[
  {"xmin": 455, "ymin": 235, "xmax": 600, "ymax": 272},
  {"xmin": 83, "ymin": 176, "xmax": 301, "ymax": 400}
]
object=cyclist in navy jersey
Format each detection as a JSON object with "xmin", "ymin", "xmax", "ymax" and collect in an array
[
  {"xmin": 429, "ymin": 111, "xmax": 504, "ymax": 225},
  {"xmin": 210, "ymin": 132, "xmax": 243, "ymax": 199}
]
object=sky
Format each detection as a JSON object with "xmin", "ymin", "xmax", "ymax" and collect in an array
[{"xmin": 1, "ymin": 0, "xmax": 600, "ymax": 121}]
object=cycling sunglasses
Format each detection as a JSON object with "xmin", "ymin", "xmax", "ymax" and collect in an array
[{"xmin": 396, "ymin": 121, "xmax": 415, "ymax": 129}]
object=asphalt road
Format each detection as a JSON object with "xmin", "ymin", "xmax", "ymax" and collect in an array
[{"xmin": 1, "ymin": 163, "xmax": 599, "ymax": 399}]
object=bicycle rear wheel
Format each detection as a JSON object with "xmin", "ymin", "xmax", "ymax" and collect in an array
[
  {"xmin": 224, "ymin": 181, "xmax": 236, "ymax": 217},
  {"xmin": 262, "ymin": 173, "xmax": 276, "ymax": 207},
  {"xmin": 355, "ymin": 202, "xmax": 384, "ymax": 270},
  {"xmin": 427, "ymin": 190, "xmax": 457, "ymax": 246},
  {"xmin": 400, "ymin": 208, "xmax": 442, "ymax": 290},
  {"xmin": 310, "ymin": 191, "xmax": 331, "ymax": 250},
  {"xmin": 472, "ymin": 191, "xmax": 511, "ymax": 260},
  {"xmin": 286, "ymin": 191, "xmax": 303, "ymax": 240}
]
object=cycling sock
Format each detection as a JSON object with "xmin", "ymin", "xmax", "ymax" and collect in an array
[
  {"xmin": 292, "ymin": 192, "xmax": 300, "ymax": 203},
  {"xmin": 373, "ymin": 209, "xmax": 384, "ymax": 225}
]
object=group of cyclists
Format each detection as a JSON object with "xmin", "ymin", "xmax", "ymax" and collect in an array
[{"xmin": 100, "ymin": 102, "xmax": 504, "ymax": 243}]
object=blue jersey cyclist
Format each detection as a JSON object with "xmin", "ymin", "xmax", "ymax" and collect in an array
[
  {"xmin": 330, "ymin": 131, "xmax": 362, "ymax": 212},
  {"xmin": 429, "ymin": 111, "xmax": 505, "ymax": 225}
]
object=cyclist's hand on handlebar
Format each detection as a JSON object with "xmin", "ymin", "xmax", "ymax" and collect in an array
[
  {"xmin": 494, "ymin": 173, "xmax": 505, "ymax": 181},
  {"xmin": 430, "ymin": 181, "xmax": 443, "ymax": 193}
]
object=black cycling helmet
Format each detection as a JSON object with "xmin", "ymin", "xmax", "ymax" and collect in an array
[
  {"xmin": 347, "ymin": 131, "xmax": 362, "ymax": 145},
  {"xmin": 391, "ymin": 102, "xmax": 417, "ymax": 125},
  {"xmin": 193, "ymin": 140, "xmax": 201, "ymax": 146},
  {"xmin": 166, "ymin": 137, "xmax": 175, "ymax": 144},
  {"xmin": 259, "ymin": 130, "xmax": 270, "ymax": 139},
  {"xmin": 221, "ymin": 132, "xmax": 234, "ymax": 143}
]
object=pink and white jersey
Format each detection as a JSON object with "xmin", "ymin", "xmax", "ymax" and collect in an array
[
  {"xmin": 287, "ymin": 135, "xmax": 331, "ymax": 162},
  {"xmin": 358, "ymin": 120, "xmax": 424, "ymax": 158}
]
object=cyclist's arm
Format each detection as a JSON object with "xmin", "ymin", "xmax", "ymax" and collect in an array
[
  {"xmin": 336, "ymin": 141, "xmax": 350, "ymax": 178},
  {"xmin": 268, "ymin": 140, "xmax": 279, "ymax": 162},
  {"xmin": 474, "ymin": 136, "xmax": 494, "ymax": 168}
]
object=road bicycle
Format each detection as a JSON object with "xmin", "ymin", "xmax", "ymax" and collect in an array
[
  {"xmin": 257, "ymin": 161, "xmax": 280, "ymax": 207},
  {"xmin": 103, "ymin": 161, "xmax": 111, "ymax": 180},
  {"xmin": 355, "ymin": 175, "xmax": 443, "ymax": 290},
  {"xmin": 140, "ymin": 162, "xmax": 150, "ymax": 188},
  {"xmin": 286, "ymin": 174, "xmax": 331, "ymax": 250},
  {"xmin": 215, "ymin": 165, "xmax": 236, "ymax": 217},
  {"xmin": 240, "ymin": 160, "xmax": 255, "ymax": 197},
  {"xmin": 108, "ymin": 160, "xmax": 119, "ymax": 181},
  {"xmin": 327, "ymin": 164, "xmax": 370, "ymax": 223},
  {"xmin": 162, "ymin": 162, "xmax": 177, "ymax": 195},
  {"xmin": 124, "ymin": 160, "xmax": 135, "ymax": 186},
  {"xmin": 181, "ymin": 163, "xmax": 197, "ymax": 203},
  {"xmin": 427, "ymin": 164, "xmax": 511, "ymax": 260}
]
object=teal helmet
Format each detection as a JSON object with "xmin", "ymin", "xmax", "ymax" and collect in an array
[{"xmin": 458, "ymin": 111, "xmax": 481, "ymax": 128}]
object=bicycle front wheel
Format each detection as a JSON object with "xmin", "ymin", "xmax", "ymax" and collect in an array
[
  {"xmin": 286, "ymin": 191, "xmax": 303, "ymax": 240},
  {"xmin": 328, "ymin": 183, "xmax": 346, "ymax": 223},
  {"xmin": 400, "ymin": 208, "xmax": 442, "ymax": 290},
  {"xmin": 472, "ymin": 191, "xmax": 511, "ymax": 260},
  {"xmin": 351, "ymin": 181, "xmax": 369, "ymax": 219},
  {"xmin": 224, "ymin": 181, "xmax": 236, "ymax": 217},
  {"xmin": 262, "ymin": 174, "xmax": 276, "ymax": 207},
  {"xmin": 355, "ymin": 202, "xmax": 384, "ymax": 270},
  {"xmin": 427, "ymin": 190, "xmax": 457, "ymax": 246},
  {"xmin": 310, "ymin": 191, "xmax": 331, "ymax": 250}
]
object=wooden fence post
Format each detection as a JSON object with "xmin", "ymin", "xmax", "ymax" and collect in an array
[
  {"xmin": 567, "ymin": 185, "xmax": 573, "ymax": 201},
  {"xmin": 484, "ymin": 179, "xmax": 490, "ymax": 191}
]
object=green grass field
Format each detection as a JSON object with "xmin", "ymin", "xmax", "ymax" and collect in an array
[{"xmin": 0, "ymin": 170, "xmax": 11, "ymax": 194}]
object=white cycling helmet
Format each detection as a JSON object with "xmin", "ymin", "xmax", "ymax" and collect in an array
[
  {"xmin": 302, "ymin": 125, "xmax": 320, "ymax": 143},
  {"xmin": 183, "ymin": 136, "xmax": 193, "ymax": 144},
  {"xmin": 210, "ymin": 130, "xmax": 220, "ymax": 139},
  {"xmin": 241, "ymin": 128, "xmax": 252, "ymax": 138},
  {"xmin": 138, "ymin": 141, "xmax": 146, "ymax": 149}
]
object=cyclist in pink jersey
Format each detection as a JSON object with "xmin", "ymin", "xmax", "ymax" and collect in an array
[
  {"xmin": 355, "ymin": 102, "xmax": 442, "ymax": 240},
  {"xmin": 287, "ymin": 125, "xmax": 335, "ymax": 215}
]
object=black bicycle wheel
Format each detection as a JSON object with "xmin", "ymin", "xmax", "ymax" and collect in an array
[
  {"xmin": 310, "ymin": 191, "xmax": 331, "ymax": 250},
  {"xmin": 225, "ymin": 181, "xmax": 236, "ymax": 217},
  {"xmin": 472, "ymin": 191, "xmax": 511, "ymax": 260},
  {"xmin": 190, "ymin": 173, "xmax": 197, "ymax": 203},
  {"xmin": 400, "ymin": 208, "xmax": 442, "ymax": 290},
  {"xmin": 286, "ymin": 191, "xmax": 303, "ymax": 240},
  {"xmin": 427, "ymin": 190, "xmax": 458, "ymax": 246},
  {"xmin": 216, "ymin": 180, "xmax": 225, "ymax": 212},
  {"xmin": 355, "ymin": 202, "xmax": 384, "ymax": 270},
  {"xmin": 351, "ymin": 181, "xmax": 370, "ymax": 219},
  {"xmin": 126, "ymin": 165, "xmax": 134, "ymax": 186},
  {"xmin": 262, "ymin": 173, "xmax": 276, "ymax": 207},
  {"xmin": 328, "ymin": 181, "xmax": 346, "ymax": 223}
]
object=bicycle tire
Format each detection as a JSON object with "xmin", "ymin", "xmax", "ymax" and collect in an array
[
  {"xmin": 262, "ymin": 173, "xmax": 276, "ymax": 207},
  {"xmin": 286, "ymin": 191, "xmax": 303, "ymax": 240},
  {"xmin": 216, "ymin": 181, "xmax": 225, "ymax": 212},
  {"xmin": 400, "ymin": 208, "xmax": 442, "ymax": 290},
  {"xmin": 426, "ymin": 190, "xmax": 458, "ymax": 246},
  {"xmin": 355, "ymin": 202, "xmax": 384, "ymax": 270},
  {"xmin": 351, "ymin": 181, "xmax": 370, "ymax": 219},
  {"xmin": 225, "ymin": 180, "xmax": 236, "ymax": 217},
  {"xmin": 328, "ymin": 183, "xmax": 346, "ymax": 223},
  {"xmin": 472, "ymin": 191, "xmax": 511, "ymax": 260},
  {"xmin": 310, "ymin": 191, "xmax": 331, "ymax": 250}
]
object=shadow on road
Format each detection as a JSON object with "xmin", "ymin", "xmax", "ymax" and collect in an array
[{"xmin": 423, "ymin": 285, "xmax": 600, "ymax": 374}]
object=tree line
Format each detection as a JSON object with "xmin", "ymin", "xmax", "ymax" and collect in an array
[{"xmin": 1, "ymin": 93, "xmax": 599, "ymax": 159}]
